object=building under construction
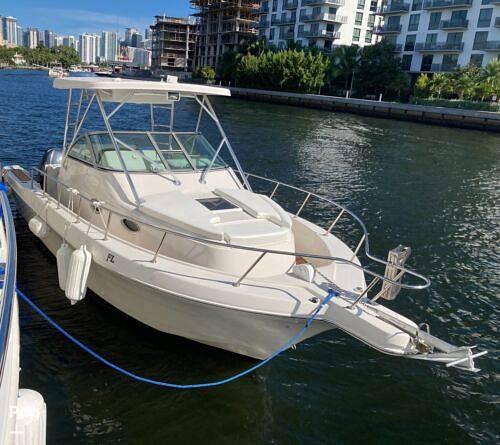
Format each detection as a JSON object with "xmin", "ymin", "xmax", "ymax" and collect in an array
[
  {"xmin": 191, "ymin": 0, "xmax": 259, "ymax": 69},
  {"xmin": 150, "ymin": 16, "xmax": 197, "ymax": 76}
]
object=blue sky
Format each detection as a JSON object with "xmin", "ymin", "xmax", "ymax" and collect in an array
[{"xmin": 2, "ymin": 0, "xmax": 191, "ymax": 36}]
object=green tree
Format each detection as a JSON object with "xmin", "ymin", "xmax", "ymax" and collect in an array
[
  {"xmin": 414, "ymin": 74, "xmax": 430, "ymax": 98},
  {"xmin": 217, "ymin": 51, "xmax": 241, "ymax": 83},
  {"xmin": 53, "ymin": 46, "xmax": 79, "ymax": 68},
  {"xmin": 193, "ymin": 66, "xmax": 216, "ymax": 82},
  {"xmin": 355, "ymin": 41, "xmax": 409, "ymax": 97},
  {"xmin": 429, "ymin": 73, "xmax": 450, "ymax": 98},
  {"xmin": 329, "ymin": 45, "xmax": 361, "ymax": 91},
  {"xmin": 483, "ymin": 60, "xmax": 500, "ymax": 97}
]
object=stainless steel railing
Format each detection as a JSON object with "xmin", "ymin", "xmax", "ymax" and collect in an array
[
  {"xmin": 29, "ymin": 166, "xmax": 430, "ymax": 292},
  {"xmin": 0, "ymin": 187, "xmax": 17, "ymax": 383}
]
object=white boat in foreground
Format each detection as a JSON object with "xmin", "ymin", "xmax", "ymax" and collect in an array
[
  {"xmin": 3, "ymin": 76, "xmax": 487, "ymax": 372},
  {"xmin": 0, "ymin": 185, "xmax": 46, "ymax": 444}
]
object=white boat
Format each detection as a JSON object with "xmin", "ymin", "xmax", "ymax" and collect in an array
[
  {"xmin": 0, "ymin": 185, "xmax": 46, "ymax": 444},
  {"xmin": 48, "ymin": 64, "xmax": 68, "ymax": 78},
  {"xmin": 3, "ymin": 76, "xmax": 486, "ymax": 372}
]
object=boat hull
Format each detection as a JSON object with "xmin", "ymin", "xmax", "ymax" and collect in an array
[{"xmin": 14, "ymin": 194, "xmax": 332, "ymax": 359}]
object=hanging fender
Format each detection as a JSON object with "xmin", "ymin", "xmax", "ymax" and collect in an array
[
  {"xmin": 28, "ymin": 216, "xmax": 49, "ymax": 239},
  {"xmin": 65, "ymin": 245, "xmax": 92, "ymax": 305},
  {"xmin": 56, "ymin": 242, "xmax": 73, "ymax": 291}
]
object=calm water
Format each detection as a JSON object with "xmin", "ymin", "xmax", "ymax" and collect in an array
[{"xmin": 1, "ymin": 70, "xmax": 499, "ymax": 444}]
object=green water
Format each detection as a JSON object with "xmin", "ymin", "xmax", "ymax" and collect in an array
[{"xmin": 1, "ymin": 70, "xmax": 499, "ymax": 444}]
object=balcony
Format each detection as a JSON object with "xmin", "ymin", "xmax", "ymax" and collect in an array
[
  {"xmin": 298, "ymin": 29, "xmax": 341, "ymax": 38},
  {"xmin": 301, "ymin": 0, "xmax": 346, "ymax": 6},
  {"xmin": 414, "ymin": 41, "xmax": 464, "ymax": 51},
  {"xmin": 283, "ymin": 0, "xmax": 299, "ymax": 8},
  {"xmin": 430, "ymin": 63, "xmax": 459, "ymax": 72},
  {"xmin": 373, "ymin": 24, "xmax": 402, "ymax": 34},
  {"xmin": 423, "ymin": 0, "xmax": 472, "ymax": 9},
  {"xmin": 372, "ymin": 2, "xmax": 410, "ymax": 14},
  {"xmin": 258, "ymin": 4, "xmax": 269, "ymax": 14},
  {"xmin": 279, "ymin": 29, "xmax": 296, "ymax": 39},
  {"xmin": 271, "ymin": 16, "xmax": 296, "ymax": 25},
  {"xmin": 473, "ymin": 40, "xmax": 500, "ymax": 51},
  {"xmin": 299, "ymin": 12, "xmax": 348, "ymax": 23},
  {"xmin": 438, "ymin": 18, "xmax": 469, "ymax": 29}
]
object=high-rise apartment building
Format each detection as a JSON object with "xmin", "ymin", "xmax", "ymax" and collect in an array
[
  {"xmin": 191, "ymin": 0, "xmax": 259, "ymax": 68},
  {"xmin": 44, "ymin": 30, "xmax": 56, "ymax": 48},
  {"xmin": 16, "ymin": 26, "xmax": 23, "ymax": 47},
  {"xmin": 24, "ymin": 28, "xmax": 38, "ymax": 48},
  {"xmin": 131, "ymin": 33, "xmax": 143, "ymax": 48},
  {"xmin": 150, "ymin": 16, "xmax": 197, "ymax": 73},
  {"xmin": 37, "ymin": 29, "xmax": 45, "ymax": 46},
  {"xmin": 373, "ymin": 0, "xmax": 500, "ymax": 73},
  {"xmin": 125, "ymin": 27, "xmax": 139, "ymax": 45},
  {"xmin": 62, "ymin": 35, "xmax": 76, "ymax": 48},
  {"xmin": 258, "ymin": 0, "xmax": 380, "ymax": 51},
  {"xmin": 79, "ymin": 33, "xmax": 100, "ymax": 64},
  {"xmin": 2, "ymin": 16, "xmax": 18, "ymax": 46},
  {"xmin": 101, "ymin": 31, "xmax": 119, "ymax": 61}
]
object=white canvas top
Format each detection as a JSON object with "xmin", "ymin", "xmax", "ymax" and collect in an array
[{"xmin": 53, "ymin": 77, "xmax": 231, "ymax": 101}]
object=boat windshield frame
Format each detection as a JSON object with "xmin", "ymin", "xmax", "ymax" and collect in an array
[
  {"xmin": 67, "ymin": 130, "xmax": 230, "ymax": 174},
  {"xmin": 60, "ymin": 86, "xmax": 251, "ymax": 205}
]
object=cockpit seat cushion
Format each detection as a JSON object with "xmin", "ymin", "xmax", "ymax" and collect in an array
[
  {"xmin": 139, "ymin": 190, "xmax": 224, "ymax": 241},
  {"xmin": 214, "ymin": 188, "xmax": 292, "ymax": 229}
]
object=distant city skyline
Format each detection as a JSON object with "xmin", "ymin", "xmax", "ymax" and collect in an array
[{"xmin": 2, "ymin": 1, "xmax": 190, "ymax": 36}]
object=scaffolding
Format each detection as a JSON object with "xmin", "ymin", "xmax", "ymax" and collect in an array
[
  {"xmin": 150, "ymin": 16, "xmax": 197, "ymax": 74},
  {"xmin": 191, "ymin": 0, "xmax": 259, "ymax": 68}
]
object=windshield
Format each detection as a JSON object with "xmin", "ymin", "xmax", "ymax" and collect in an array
[
  {"xmin": 175, "ymin": 134, "xmax": 227, "ymax": 170},
  {"xmin": 72, "ymin": 132, "xmax": 228, "ymax": 173},
  {"xmin": 90, "ymin": 133, "xmax": 167, "ymax": 172},
  {"xmin": 149, "ymin": 133, "xmax": 194, "ymax": 171}
]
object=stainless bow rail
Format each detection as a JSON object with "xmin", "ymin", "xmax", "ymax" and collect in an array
[
  {"xmin": 0, "ymin": 187, "xmax": 17, "ymax": 385},
  {"xmin": 29, "ymin": 166, "xmax": 430, "ymax": 294}
]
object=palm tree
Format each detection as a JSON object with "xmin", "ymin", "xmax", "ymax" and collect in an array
[
  {"xmin": 483, "ymin": 60, "xmax": 500, "ymax": 97},
  {"xmin": 429, "ymin": 73, "xmax": 450, "ymax": 98},
  {"xmin": 330, "ymin": 45, "xmax": 361, "ymax": 94}
]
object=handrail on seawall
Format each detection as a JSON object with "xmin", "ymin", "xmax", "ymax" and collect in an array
[
  {"xmin": 30, "ymin": 166, "xmax": 430, "ymax": 292},
  {"xmin": 0, "ymin": 185, "xmax": 17, "ymax": 383}
]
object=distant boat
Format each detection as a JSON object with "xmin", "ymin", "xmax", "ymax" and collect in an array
[
  {"xmin": 48, "ymin": 64, "xmax": 68, "ymax": 78},
  {"xmin": 68, "ymin": 65, "xmax": 84, "ymax": 73}
]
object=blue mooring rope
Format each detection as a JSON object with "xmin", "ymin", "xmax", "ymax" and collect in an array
[{"xmin": 17, "ymin": 287, "xmax": 337, "ymax": 389}]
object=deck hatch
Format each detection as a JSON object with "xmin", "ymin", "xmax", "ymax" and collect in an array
[{"xmin": 197, "ymin": 197, "xmax": 238, "ymax": 212}]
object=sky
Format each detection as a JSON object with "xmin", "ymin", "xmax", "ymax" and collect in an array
[{"xmin": 2, "ymin": 0, "xmax": 191, "ymax": 36}]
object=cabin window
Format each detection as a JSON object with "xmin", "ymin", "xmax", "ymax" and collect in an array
[
  {"xmin": 89, "ymin": 133, "xmax": 167, "ymax": 173},
  {"xmin": 68, "ymin": 137, "xmax": 94, "ymax": 164},
  {"xmin": 175, "ymin": 134, "xmax": 227, "ymax": 170}
]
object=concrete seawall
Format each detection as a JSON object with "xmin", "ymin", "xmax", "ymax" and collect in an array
[{"xmin": 230, "ymin": 87, "xmax": 500, "ymax": 132}]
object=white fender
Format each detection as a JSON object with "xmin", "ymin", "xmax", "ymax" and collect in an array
[
  {"xmin": 14, "ymin": 389, "xmax": 47, "ymax": 445},
  {"xmin": 56, "ymin": 243, "xmax": 72, "ymax": 291},
  {"xmin": 28, "ymin": 216, "xmax": 49, "ymax": 239},
  {"xmin": 65, "ymin": 245, "xmax": 92, "ymax": 305}
]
